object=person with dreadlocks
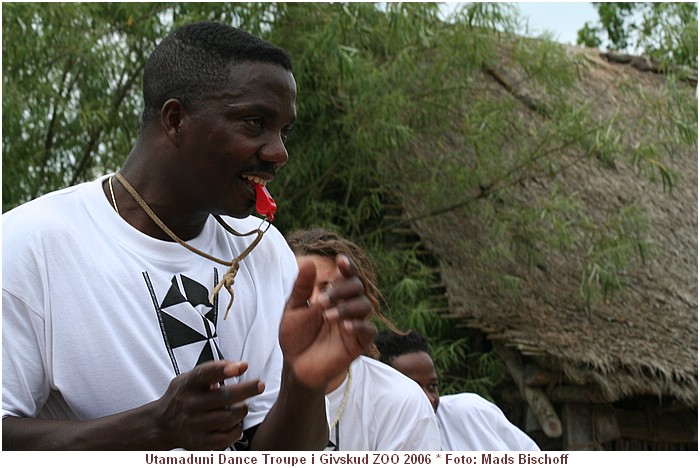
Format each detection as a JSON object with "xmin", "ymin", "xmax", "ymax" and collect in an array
[
  {"xmin": 375, "ymin": 330, "xmax": 540, "ymax": 451},
  {"xmin": 287, "ymin": 228, "xmax": 440, "ymax": 451},
  {"xmin": 2, "ymin": 22, "xmax": 376, "ymax": 450}
]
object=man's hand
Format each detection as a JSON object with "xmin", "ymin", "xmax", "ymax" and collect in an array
[
  {"xmin": 2, "ymin": 360, "xmax": 264, "ymax": 450},
  {"xmin": 150, "ymin": 360, "xmax": 263, "ymax": 450},
  {"xmin": 279, "ymin": 254, "xmax": 377, "ymax": 390}
]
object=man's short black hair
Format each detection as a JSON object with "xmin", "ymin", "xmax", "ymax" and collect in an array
[
  {"xmin": 141, "ymin": 21, "xmax": 293, "ymax": 128},
  {"xmin": 375, "ymin": 329, "xmax": 430, "ymax": 365}
]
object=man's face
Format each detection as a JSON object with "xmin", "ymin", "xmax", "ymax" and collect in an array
[
  {"xmin": 178, "ymin": 61, "xmax": 297, "ymax": 219},
  {"xmin": 390, "ymin": 351, "xmax": 440, "ymax": 412}
]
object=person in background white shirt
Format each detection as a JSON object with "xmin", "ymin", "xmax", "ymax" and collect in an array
[
  {"xmin": 287, "ymin": 228, "xmax": 441, "ymax": 451},
  {"xmin": 376, "ymin": 329, "xmax": 540, "ymax": 451}
]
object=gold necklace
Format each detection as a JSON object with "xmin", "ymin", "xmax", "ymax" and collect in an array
[
  {"xmin": 112, "ymin": 171, "xmax": 270, "ymax": 319},
  {"xmin": 330, "ymin": 367, "xmax": 353, "ymax": 429}
]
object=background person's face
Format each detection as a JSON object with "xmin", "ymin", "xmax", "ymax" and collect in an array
[
  {"xmin": 297, "ymin": 254, "xmax": 342, "ymax": 302},
  {"xmin": 390, "ymin": 351, "xmax": 440, "ymax": 412}
]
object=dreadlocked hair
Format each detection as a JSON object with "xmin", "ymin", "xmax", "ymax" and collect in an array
[{"xmin": 287, "ymin": 227, "xmax": 403, "ymax": 358}]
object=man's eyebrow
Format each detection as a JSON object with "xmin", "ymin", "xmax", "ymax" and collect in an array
[
  {"xmin": 223, "ymin": 102, "xmax": 296, "ymax": 124},
  {"xmin": 223, "ymin": 102, "xmax": 277, "ymax": 114}
]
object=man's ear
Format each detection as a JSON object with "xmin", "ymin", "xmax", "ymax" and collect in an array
[{"xmin": 160, "ymin": 99, "xmax": 185, "ymax": 146}]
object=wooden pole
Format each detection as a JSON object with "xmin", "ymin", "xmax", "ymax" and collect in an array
[{"xmin": 494, "ymin": 343, "xmax": 563, "ymax": 438}]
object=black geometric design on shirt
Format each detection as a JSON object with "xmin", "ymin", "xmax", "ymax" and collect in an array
[
  {"xmin": 146, "ymin": 271, "xmax": 224, "ymax": 374},
  {"xmin": 162, "ymin": 274, "xmax": 210, "ymax": 308},
  {"xmin": 325, "ymin": 422, "xmax": 339, "ymax": 451}
]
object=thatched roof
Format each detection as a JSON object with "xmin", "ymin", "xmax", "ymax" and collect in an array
[{"xmin": 396, "ymin": 44, "xmax": 698, "ymax": 408}]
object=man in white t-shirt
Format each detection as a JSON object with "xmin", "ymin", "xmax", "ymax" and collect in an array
[
  {"xmin": 376, "ymin": 330, "xmax": 540, "ymax": 451},
  {"xmin": 2, "ymin": 22, "xmax": 376, "ymax": 450},
  {"xmin": 287, "ymin": 228, "xmax": 441, "ymax": 451}
]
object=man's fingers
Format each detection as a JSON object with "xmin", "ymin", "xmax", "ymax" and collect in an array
[
  {"xmin": 336, "ymin": 254, "xmax": 358, "ymax": 278},
  {"xmin": 312, "ymin": 276, "xmax": 363, "ymax": 313},
  {"xmin": 199, "ymin": 378, "xmax": 265, "ymax": 412},
  {"xmin": 186, "ymin": 360, "xmax": 248, "ymax": 390},
  {"xmin": 323, "ymin": 294, "xmax": 372, "ymax": 323},
  {"xmin": 189, "ymin": 401, "xmax": 249, "ymax": 430},
  {"xmin": 331, "ymin": 319, "xmax": 377, "ymax": 356},
  {"xmin": 287, "ymin": 258, "xmax": 316, "ymax": 309},
  {"xmin": 216, "ymin": 379, "xmax": 265, "ymax": 405},
  {"xmin": 347, "ymin": 320, "xmax": 378, "ymax": 349},
  {"xmin": 325, "ymin": 277, "xmax": 364, "ymax": 303}
]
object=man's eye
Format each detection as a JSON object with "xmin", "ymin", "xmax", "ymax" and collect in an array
[
  {"xmin": 281, "ymin": 127, "xmax": 293, "ymax": 143},
  {"xmin": 246, "ymin": 118, "xmax": 263, "ymax": 129}
]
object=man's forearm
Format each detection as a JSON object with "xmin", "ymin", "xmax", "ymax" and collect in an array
[
  {"xmin": 2, "ymin": 402, "xmax": 167, "ymax": 450},
  {"xmin": 250, "ymin": 373, "xmax": 328, "ymax": 450}
]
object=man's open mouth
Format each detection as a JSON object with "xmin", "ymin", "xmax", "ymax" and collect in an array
[
  {"xmin": 242, "ymin": 174, "xmax": 268, "ymax": 186},
  {"xmin": 242, "ymin": 174, "xmax": 276, "ymax": 220}
]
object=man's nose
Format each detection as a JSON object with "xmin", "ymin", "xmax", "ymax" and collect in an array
[{"xmin": 260, "ymin": 133, "xmax": 289, "ymax": 168}]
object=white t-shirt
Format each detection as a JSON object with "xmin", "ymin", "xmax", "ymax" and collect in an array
[
  {"xmin": 2, "ymin": 175, "xmax": 298, "ymax": 431},
  {"xmin": 325, "ymin": 356, "xmax": 441, "ymax": 451},
  {"xmin": 437, "ymin": 393, "xmax": 540, "ymax": 450}
]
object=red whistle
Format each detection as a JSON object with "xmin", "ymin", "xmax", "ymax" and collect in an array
[{"xmin": 255, "ymin": 183, "xmax": 277, "ymax": 221}]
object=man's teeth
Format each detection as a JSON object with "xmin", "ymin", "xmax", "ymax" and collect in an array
[{"xmin": 244, "ymin": 175, "xmax": 267, "ymax": 186}]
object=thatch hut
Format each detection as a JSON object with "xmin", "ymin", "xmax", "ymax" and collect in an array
[{"xmin": 393, "ymin": 43, "xmax": 698, "ymax": 450}]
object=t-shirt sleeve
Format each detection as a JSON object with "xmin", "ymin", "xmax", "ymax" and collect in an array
[
  {"xmin": 385, "ymin": 393, "xmax": 442, "ymax": 450},
  {"xmin": 373, "ymin": 370, "xmax": 442, "ymax": 450},
  {"xmin": 2, "ymin": 291, "xmax": 51, "ymax": 419},
  {"xmin": 440, "ymin": 394, "xmax": 540, "ymax": 450}
]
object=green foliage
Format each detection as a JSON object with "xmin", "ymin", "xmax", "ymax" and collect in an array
[
  {"xmin": 3, "ymin": 3, "xmax": 163, "ymax": 210},
  {"xmin": 439, "ymin": 350, "xmax": 507, "ymax": 399},
  {"xmin": 377, "ymin": 249, "xmax": 441, "ymax": 332},
  {"xmin": 577, "ymin": 2, "xmax": 698, "ymax": 68},
  {"xmin": 579, "ymin": 204, "xmax": 653, "ymax": 308}
]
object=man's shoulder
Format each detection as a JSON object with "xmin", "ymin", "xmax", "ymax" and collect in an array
[
  {"xmin": 441, "ymin": 392, "xmax": 497, "ymax": 409},
  {"xmin": 354, "ymin": 355, "xmax": 401, "ymax": 376},
  {"xmin": 354, "ymin": 356, "xmax": 428, "ymax": 397},
  {"xmin": 439, "ymin": 393, "xmax": 509, "ymax": 422},
  {"xmin": 438, "ymin": 393, "xmax": 540, "ymax": 450},
  {"xmin": 3, "ymin": 181, "xmax": 95, "ymax": 233}
]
